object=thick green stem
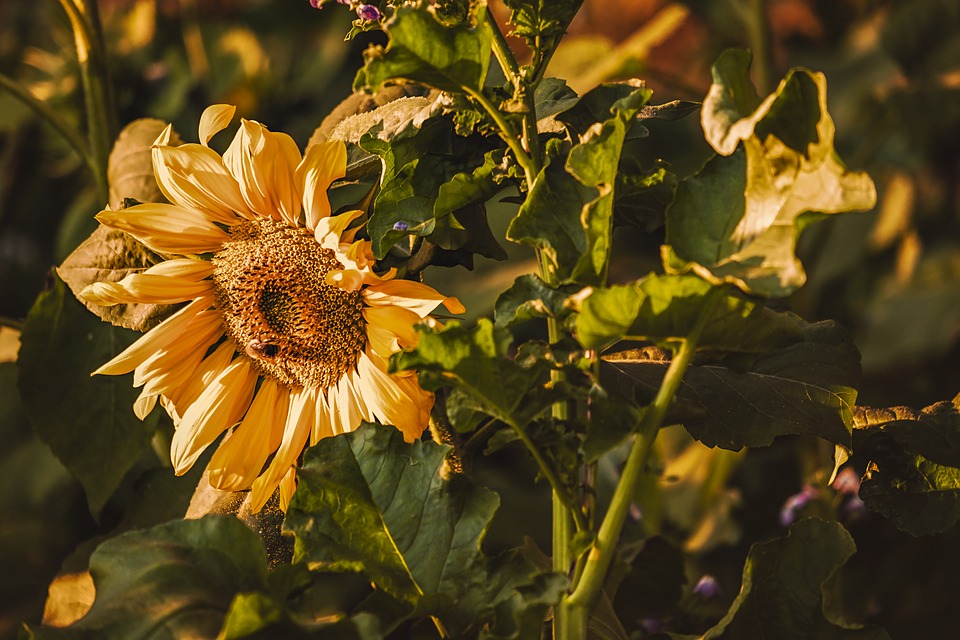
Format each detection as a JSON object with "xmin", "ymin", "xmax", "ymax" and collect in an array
[
  {"xmin": 561, "ymin": 291, "xmax": 721, "ymax": 630},
  {"xmin": 463, "ymin": 86, "xmax": 537, "ymax": 186},
  {"xmin": 0, "ymin": 73, "xmax": 99, "ymax": 183},
  {"xmin": 60, "ymin": 0, "xmax": 116, "ymax": 203},
  {"xmin": 743, "ymin": 0, "xmax": 773, "ymax": 94}
]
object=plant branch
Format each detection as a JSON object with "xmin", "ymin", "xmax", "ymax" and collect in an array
[
  {"xmin": 0, "ymin": 73, "xmax": 99, "ymax": 183},
  {"xmin": 463, "ymin": 86, "xmax": 537, "ymax": 185},
  {"xmin": 563, "ymin": 289, "xmax": 722, "ymax": 617}
]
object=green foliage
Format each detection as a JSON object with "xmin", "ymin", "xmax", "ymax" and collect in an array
[
  {"xmin": 17, "ymin": 276, "xmax": 161, "ymax": 516},
  {"xmin": 285, "ymin": 424, "xmax": 564, "ymax": 636},
  {"xmin": 355, "ymin": 5, "xmax": 493, "ymax": 94},
  {"xmin": 494, "ymin": 274, "xmax": 580, "ymax": 328},
  {"xmin": 854, "ymin": 398, "xmax": 960, "ymax": 535},
  {"xmin": 603, "ymin": 321, "xmax": 859, "ymax": 450},
  {"xmin": 669, "ymin": 519, "xmax": 890, "ymax": 640},
  {"xmin": 663, "ymin": 49, "xmax": 877, "ymax": 297}
]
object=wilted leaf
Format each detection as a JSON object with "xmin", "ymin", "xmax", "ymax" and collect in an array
[
  {"xmin": 57, "ymin": 226, "xmax": 176, "ymax": 332},
  {"xmin": 26, "ymin": 516, "xmax": 271, "ymax": 640},
  {"xmin": 285, "ymin": 424, "xmax": 563, "ymax": 636},
  {"xmin": 672, "ymin": 518, "xmax": 890, "ymax": 640},
  {"xmin": 576, "ymin": 273, "xmax": 805, "ymax": 352},
  {"xmin": 107, "ymin": 118, "xmax": 180, "ymax": 209},
  {"xmin": 603, "ymin": 321, "xmax": 859, "ymax": 450},
  {"xmin": 663, "ymin": 50, "xmax": 876, "ymax": 297},
  {"xmin": 17, "ymin": 276, "xmax": 161, "ymax": 515},
  {"xmin": 355, "ymin": 5, "xmax": 493, "ymax": 94}
]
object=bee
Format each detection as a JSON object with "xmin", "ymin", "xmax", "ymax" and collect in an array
[{"xmin": 245, "ymin": 338, "xmax": 280, "ymax": 363}]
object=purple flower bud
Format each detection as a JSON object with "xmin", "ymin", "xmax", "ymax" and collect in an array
[
  {"xmin": 693, "ymin": 574, "xmax": 722, "ymax": 598},
  {"xmin": 392, "ymin": 221, "xmax": 409, "ymax": 231},
  {"xmin": 356, "ymin": 4, "xmax": 381, "ymax": 20},
  {"xmin": 832, "ymin": 467, "xmax": 861, "ymax": 495},
  {"xmin": 308, "ymin": 0, "xmax": 322, "ymax": 8},
  {"xmin": 336, "ymin": 0, "xmax": 350, "ymax": 3},
  {"xmin": 780, "ymin": 486, "xmax": 819, "ymax": 528}
]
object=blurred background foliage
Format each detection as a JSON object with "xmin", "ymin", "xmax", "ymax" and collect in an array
[{"xmin": 0, "ymin": 0, "xmax": 958, "ymax": 638}]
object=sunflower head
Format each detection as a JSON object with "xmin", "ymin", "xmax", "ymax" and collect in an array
[{"xmin": 80, "ymin": 104, "xmax": 464, "ymax": 512}]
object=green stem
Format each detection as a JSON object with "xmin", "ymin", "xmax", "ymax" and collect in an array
[
  {"xmin": 562, "ymin": 290, "xmax": 721, "ymax": 626},
  {"xmin": 743, "ymin": 0, "xmax": 773, "ymax": 94},
  {"xmin": 60, "ymin": 0, "xmax": 116, "ymax": 203},
  {"xmin": 463, "ymin": 86, "xmax": 537, "ymax": 186},
  {"xmin": 0, "ymin": 73, "xmax": 99, "ymax": 182}
]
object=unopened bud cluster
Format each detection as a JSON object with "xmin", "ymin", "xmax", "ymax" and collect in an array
[{"xmin": 307, "ymin": 0, "xmax": 382, "ymax": 21}]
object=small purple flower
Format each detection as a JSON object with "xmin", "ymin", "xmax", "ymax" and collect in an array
[
  {"xmin": 832, "ymin": 467, "xmax": 861, "ymax": 495},
  {"xmin": 692, "ymin": 574, "xmax": 722, "ymax": 598},
  {"xmin": 307, "ymin": 0, "xmax": 322, "ymax": 8},
  {"xmin": 780, "ymin": 485, "xmax": 819, "ymax": 527},
  {"xmin": 392, "ymin": 221, "xmax": 410, "ymax": 231},
  {"xmin": 356, "ymin": 4, "xmax": 381, "ymax": 20}
]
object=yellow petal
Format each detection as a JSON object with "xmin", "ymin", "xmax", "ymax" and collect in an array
[
  {"xmin": 315, "ymin": 209, "xmax": 363, "ymax": 248},
  {"xmin": 153, "ymin": 142, "xmax": 253, "ymax": 223},
  {"xmin": 363, "ymin": 279, "xmax": 465, "ymax": 317},
  {"xmin": 362, "ymin": 306, "xmax": 421, "ymax": 354},
  {"xmin": 207, "ymin": 377, "xmax": 289, "ymax": 491},
  {"xmin": 96, "ymin": 204, "xmax": 229, "ymax": 254},
  {"xmin": 310, "ymin": 390, "xmax": 334, "ymax": 446},
  {"xmin": 133, "ymin": 389, "xmax": 158, "ymax": 420},
  {"xmin": 327, "ymin": 370, "xmax": 369, "ymax": 436},
  {"xmin": 81, "ymin": 273, "xmax": 213, "ymax": 306},
  {"xmin": 297, "ymin": 141, "xmax": 346, "ymax": 231},
  {"xmin": 93, "ymin": 296, "xmax": 213, "ymax": 375},
  {"xmin": 278, "ymin": 467, "xmax": 298, "ymax": 512},
  {"xmin": 222, "ymin": 119, "xmax": 303, "ymax": 225},
  {"xmin": 356, "ymin": 351, "xmax": 432, "ymax": 442},
  {"xmin": 199, "ymin": 104, "xmax": 236, "ymax": 146},
  {"xmin": 170, "ymin": 356, "xmax": 257, "ymax": 475},
  {"xmin": 164, "ymin": 340, "xmax": 236, "ymax": 423},
  {"xmin": 133, "ymin": 309, "xmax": 223, "ymax": 391},
  {"xmin": 249, "ymin": 386, "xmax": 315, "ymax": 513}
]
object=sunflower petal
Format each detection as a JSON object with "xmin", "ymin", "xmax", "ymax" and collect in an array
[
  {"xmin": 207, "ymin": 377, "xmax": 289, "ymax": 491},
  {"xmin": 363, "ymin": 279, "xmax": 466, "ymax": 317},
  {"xmin": 170, "ymin": 356, "xmax": 257, "ymax": 475},
  {"xmin": 153, "ymin": 140, "xmax": 253, "ymax": 223},
  {"xmin": 249, "ymin": 386, "xmax": 315, "ymax": 513},
  {"xmin": 222, "ymin": 119, "xmax": 302, "ymax": 225},
  {"xmin": 356, "ymin": 351, "xmax": 432, "ymax": 442},
  {"xmin": 96, "ymin": 204, "xmax": 229, "ymax": 254},
  {"xmin": 163, "ymin": 341, "xmax": 236, "ymax": 423},
  {"xmin": 297, "ymin": 141, "xmax": 346, "ymax": 231},
  {"xmin": 199, "ymin": 104, "xmax": 236, "ymax": 146}
]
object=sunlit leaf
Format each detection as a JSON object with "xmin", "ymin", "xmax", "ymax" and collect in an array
[
  {"xmin": 854, "ymin": 397, "xmax": 960, "ymax": 535},
  {"xmin": 502, "ymin": 0, "xmax": 583, "ymax": 55},
  {"xmin": 603, "ymin": 321, "xmax": 859, "ymax": 450},
  {"xmin": 355, "ymin": 5, "xmax": 493, "ymax": 94},
  {"xmin": 576, "ymin": 273, "xmax": 805, "ymax": 352},
  {"xmin": 670, "ymin": 518, "xmax": 890, "ymax": 640},
  {"xmin": 663, "ymin": 50, "xmax": 877, "ymax": 297},
  {"xmin": 17, "ymin": 276, "xmax": 161, "ymax": 516},
  {"xmin": 285, "ymin": 424, "xmax": 563, "ymax": 636}
]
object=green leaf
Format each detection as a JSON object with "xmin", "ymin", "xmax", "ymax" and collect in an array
[
  {"xmin": 664, "ymin": 51, "xmax": 877, "ymax": 297},
  {"xmin": 576, "ymin": 273, "xmax": 805, "ymax": 352},
  {"xmin": 395, "ymin": 319, "xmax": 559, "ymax": 428},
  {"xmin": 502, "ymin": 0, "xmax": 583, "ymax": 55},
  {"xmin": 285, "ymin": 424, "xmax": 562, "ymax": 636},
  {"xmin": 613, "ymin": 160, "xmax": 676, "ymax": 231},
  {"xmin": 355, "ymin": 5, "xmax": 493, "ymax": 94},
  {"xmin": 681, "ymin": 518, "xmax": 890, "ymax": 640},
  {"xmin": 603, "ymin": 321, "xmax": 859, "ymax": 450},
  {"xmin": 17, "ymin": 276, "xmax": 161, "ymax": 515},
  {"xmin": 107, "ymin": 118, "xmax": 180, "ymax": 209},
  {"xmin": 854, "ymin": 397, "xmax": 960, "ymax": 535},
  {"xmin": 434, "ymin": 148, "xmax": 506, "ymax": 216},
  {"xmin": 28, "ymin": 516, "xmax": 270, "ymax": 640},
  {"xmin": 508, "ymin": 83, "xmax": 652, "ymax": 284},
  {"xmin": 58, "ymin": 225, "xmax": 177, "ymax": 332},
  {"xmin": 494, "ymin": 274, "xmax": 580, "ymax": 328}
]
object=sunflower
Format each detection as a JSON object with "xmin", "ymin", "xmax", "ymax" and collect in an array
[{"xmin": 81, "ymin": 104, "xmax": 463, "ymax": 512}]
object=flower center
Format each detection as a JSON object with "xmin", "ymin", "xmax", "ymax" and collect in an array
[{"xmin": 212, "ymin": 219, "xmax": 366, "ymax": 389}]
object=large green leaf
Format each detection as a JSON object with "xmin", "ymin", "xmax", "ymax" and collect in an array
[
  {"xmin": 27, "ymin": 516, "xmax": 271, "ymax": 640},
  {"xmin": 395, "ymin": 319, "xmax": 560, "ymax": 428},
  {"xmin": 17, "ymin": 276, "xmax": 161, "ymax": 515},
  {"xmin": 502, "ymin": 0, "xmax": 583, "ymax": 55},
  {"xmin": 603, "ymin": 321, "xmax": 859, "ymax": 450},
  {"xmin": 576, "ymin": 273, "xmax": 805, "ymax": 352},
  {"xmin": 663, "ymin": 50, "xmax": 876, "ymax": 297},
  {"xmin": 355, "ymin": 5, "xmax": 493, "ymax": 94},
  {"xmin": 670, "ymin": 519, "xmax": 890, "ymax": 639},
  {"xmin": 284, "ymin": 424, "xmax": 563, "ymax": 636},
  {"xmin": 854, "ymin": 397, "xmax": 960, "ymax": 535},
  {"xmin": 508, "ymin": 83, "xmax": 652, "ymax": 284},
  {"xmin": 494, "ymin": 274, "xmax": 581, "ymax": 328}
]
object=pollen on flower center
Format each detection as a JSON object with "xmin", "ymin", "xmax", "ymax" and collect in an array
[{"xmin": 212, "ymin": 219, "xmax": 366, "ymax": 389}]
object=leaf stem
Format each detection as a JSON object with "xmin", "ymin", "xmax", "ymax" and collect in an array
[
  {"xmin": 463, "ymin": 86, "xmax": 537, "ymax": 186},
  {"xmin": 562, "ymin": 289, "xmax": 722, "ymax": 624},
  {"xmin": 0, "ymin": 73, "xmax": 99, "ymax": 183}
]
